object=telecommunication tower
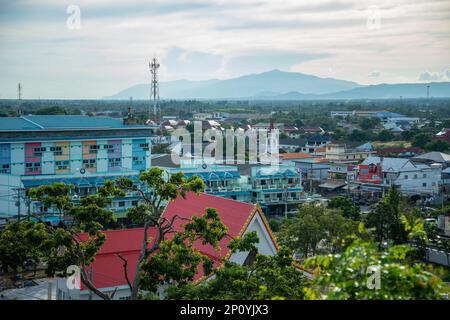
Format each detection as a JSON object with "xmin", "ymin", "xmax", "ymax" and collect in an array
[
  {"xmin": 17, "ymin": 83, "xmax": 22, "ymax": 116},
  {"xmin": 149, "ymin": 57, "xmax": 160, "ymax": 122}
]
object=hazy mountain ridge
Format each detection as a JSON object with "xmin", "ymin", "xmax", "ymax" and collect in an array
[{"xmin": 106, "ymin": 70, "xmax": 450, "ymax": 100}]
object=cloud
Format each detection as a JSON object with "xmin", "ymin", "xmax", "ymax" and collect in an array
[
  {"xmin": 368, "ymin": 71, "xmax": 381, "ymax": 78},
  {"xmin": 418, "ymin": 70, "xmax": 448, "ymax": 81},
  {"xmin": 0, "ymin": 0, "xmax": 450, "ymax": 98}
]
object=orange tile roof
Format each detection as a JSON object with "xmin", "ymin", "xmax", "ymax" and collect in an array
[{"xmin": 280, "ymin": 152, "xmax": 314, "ymax": 160}]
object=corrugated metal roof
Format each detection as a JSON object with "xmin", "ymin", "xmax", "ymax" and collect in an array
[
  {"xmin": 0, "ymin": 115, "xmax": 149, "ymax": 131},
  {"xmin": 77, "ymin": 192, "xmax": 258, "ymax": 290}
]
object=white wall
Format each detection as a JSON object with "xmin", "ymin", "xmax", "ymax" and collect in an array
[{"xmin": 0, "ymin": 174, "xmax": 23, "ymax": 216}]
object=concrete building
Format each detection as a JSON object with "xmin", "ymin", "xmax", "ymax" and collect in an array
[
  {"xmin": 354, "ymin": 156, "xmax": 442, "ymax": 197},
  {"xmin": 0, "ymin": 115, "xmax": 153, "ymax": 218}
]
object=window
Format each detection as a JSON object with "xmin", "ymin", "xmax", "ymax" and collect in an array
[
  {"xmin": 133, "ymin": 156, "xmax": 144, "ymax": 165},
  {"xmin": 118, "ymin": 201, "xmax": 125, "ymax": 207},
  {"xmin": 423, "ymin": 174, "xmax": 427, "ymax": 178},
  {"xmin": 50, "ymin": 146, "xmax": 63, "ymax": 155},
  {"xmin": 422, "ymin": 183, "xmax": 427, "ymax": 187},
  {"xmin": 33, "ymin": 147, "xmax": 46, "ymax": 156},
  {"xmin": 413, "ymin": 174, "xmax": 418, "ymax": 179},
  {"xmin": 55, "ymin": 160, "xmax": 69, "ymax": 170},
  {"xmin": 404, "ymin": 175, "xmax": 408, "ymax": 180},
  {"xmin": 26, "ymin": 162, "xmax": 40, "ymax": 173},
  {"xmin": 89, "ymin": 145, "xmax": 100, "ymax": 154},
  {"xmin": 432, "ymin": 182, "xmax": 436, "ymax": 186},
  {"xmin": 131, "ymin": 200, "xmax": 138, "ymax": 206},
  {"xmin": 139, "ymin": 143, "xmax": 149, "ymax": 151},
  {"xmin": 82, "ymin": 159, "xmax": 96, "ymax": 168},
  {"xmin": 0, "ymin": 164, "xmax": 10, "ymax": 174},
  {"xmin": 108, "ymin": 158, "xmax": 121, "ymax": 167}
]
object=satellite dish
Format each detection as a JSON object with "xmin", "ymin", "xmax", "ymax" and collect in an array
[
  {"xmin": 202, "ymin": 163, "xmax": 207, "ymax": 169},
  {"xmin": 80, "ymin": 168, "xmax": 86, "ymax": 174}
]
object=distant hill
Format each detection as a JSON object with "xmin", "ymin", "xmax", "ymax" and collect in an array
[
  {"xmin": 106, "ymin": 70, "xmax": 450, "ymax": 100},
  {"xmin": 105, "ymin": 69, "xmax": 361, "ymax": 100},
  {"xmin": 319, "ymin": 82, "xmax": 450, "ymax": 99}
]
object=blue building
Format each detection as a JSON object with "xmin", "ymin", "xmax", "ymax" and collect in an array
[{"xmin": 0, "ymin": 115, "xmax": 153, "ymax": 218}]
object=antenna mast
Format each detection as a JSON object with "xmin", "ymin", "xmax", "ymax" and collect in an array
[
  {"xmin": 149, "ymin": 57, "xmax": 160, "ymax": 122},
  {"xmin": 17, "ymin": 83, "xmax": 22, "ymax": 116}
]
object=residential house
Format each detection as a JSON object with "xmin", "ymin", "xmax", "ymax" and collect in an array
[
  {"xmin": 249, "ymin": 165, "xmax": 303, "ymax": 216},
  {"xmin": 354, "ymin": 156, "xmax": 442, "ymax": 197},
  {"xmin": 413, "ymin": 152, "xmax": 450, "ymax": 168},
  {"xmin": 279, "ymin": 138, "xmax": 307, "ymax": 152},
  {"xmin": 299, "ymin": 134, "xmax": 332, "ymax": 154},
  {"xmin": 436, "ymin": 128, "xmax": 450, "ymax": 143}
]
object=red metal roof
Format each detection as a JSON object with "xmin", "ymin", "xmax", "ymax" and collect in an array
[{"xmin": 79, "ymin": 193, "xmax": 257, "ymax": 291}]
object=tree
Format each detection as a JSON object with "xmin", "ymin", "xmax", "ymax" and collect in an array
[
  {"xmin": 412, "ymin": 133, "xmax": 432, "ymax": 148},
  {"xmin": 305, "ymin": 238, "xmax": 449, "ymax": 300},
  {"xmin": 327, "ymin": 196, "xmax": 361, "ymax": 220},
  {"xmin": 28, "ymin": 183, "xmax": 121, "ymax": 300},
  {"xmin": 278, "ymin": 205, "xmax": 359, "ymax": 258},
  {"xmin": 378, "ymin": 129, "xmax": 395, "ymax": 142},
  {"xmin": 104, "ymin": 168, "xmax": 206, "ymax": 299},
  {"xmin": 365, "ymin": 186, "xmax": 409, "ymax": 245},
  {"xmin": 425, "ymin": 139, "xmax": 450, "ymax": 152},
  {"xmin": 0, "ymin": 220, "xmax": 53, "ymax": 275},
  {"xmin": 138, "ymin": 208, "xmax": 258, "ymax": 295},
  {"xmin": 360, "ymin": 118, "xmax": 380, "ymax": 130},
  {"xmin": 167, "ymin": 246, "xmax": 308, "ymax": 300}
]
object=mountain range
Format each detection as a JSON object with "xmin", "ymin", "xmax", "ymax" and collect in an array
[{"xmin": 106, "ymin": 69, "xmax": 450, "ymax": 100}]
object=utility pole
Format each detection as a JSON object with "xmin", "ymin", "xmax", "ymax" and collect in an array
[{"xmin": 14, "ymin": 188, "xmax": 23, "ymax": 221}]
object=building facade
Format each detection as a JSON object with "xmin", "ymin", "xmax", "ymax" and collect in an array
[
  {"xmin": 353, "ymin": 156, "xmax": 442, "ymax": 197},
  {"xmin": 0, "ymin": 115, "xmax": 152, "ymax": 218}
]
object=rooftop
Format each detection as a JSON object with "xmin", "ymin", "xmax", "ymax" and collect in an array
[
  {"xmin": 413, "ymin": 152, "xmax": 450, "ymax": 163},
  {"xmin": 78, "ymin": 193, "xmax": 257, "ymax": 290},
  {"xmin": 0, "ymin": 115, "xmax": 149, "ymax": 132}
]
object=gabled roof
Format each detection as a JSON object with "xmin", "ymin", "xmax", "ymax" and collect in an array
[
  {"xmin": 362, "ymin": 156, "xmax": 414, "ymax": 171},
  {"xmin": 79, "ymin": 193, "xmax": 271, "ymax": 291},
  {"xmin": 413, "ymin": 152, "xmax": 450, "ymax": 163}
]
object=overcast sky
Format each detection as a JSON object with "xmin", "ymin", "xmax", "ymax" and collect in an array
[{"xmin": 0, "ymin": 0, "xmax": 449, "ymax": 99}]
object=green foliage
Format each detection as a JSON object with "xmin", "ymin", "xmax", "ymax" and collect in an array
[
  {"xmin": 377, "ymin": 129, "xmax": 395, "ymax": 142},
  {"xmin": 167, "ymin": 246, "xmax": 307, "ymax": 300},
  {"xmin": 305, "ymin": 239, "xmax": 449, "ymax": 300},
  {"xmin": 365, "ymin": 187, "xmax": 409, "ymax": 245},
  {"xmin": 268, "ymin": 218, "xmax": 282, "ymax": 232},
  {"xmin": 139, "ymin": 207, "xmax": 258, "ymax": 293},
  {"xmin": 28, "ymin": 183, "xmax": 74, "ymax": 216},
  {"xmin": 327, "ymin": 196, "xmax": 361, "ymax": 220},
  {"xmin": 425, "ymin": 139, "xmax": 450, "ymax": 152},
  {"xmin": 278, "ymin": 204, "xmax": 359, "ymax": 258},
  {"xmin": 412, "ymin": 133, "xmax": 432, "ymax": 148},
  {"xmin": 0, "ymin": 220, "xmax": 53, "ymax": 274}
]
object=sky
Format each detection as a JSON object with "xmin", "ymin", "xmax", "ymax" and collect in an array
[{"xmin": 0, "ymin": 0, "xmax": 449, "ymax": 99}]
